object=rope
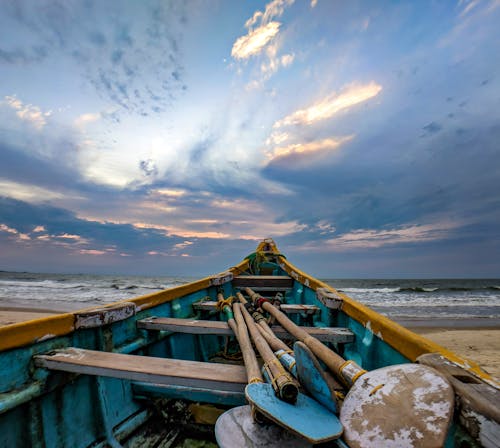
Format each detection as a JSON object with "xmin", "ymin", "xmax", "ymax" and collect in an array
[{"xmin": 216, "ymin": 295, "xmax": 235, "ymax": 311}]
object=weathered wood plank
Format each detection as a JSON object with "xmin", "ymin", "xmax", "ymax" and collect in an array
[
  {"xmin": 193, "ymin": 301, "xmax": 320, "ymax": 315},
  {"xmin": 35, "ymin": 348, "xmax": 248, "ymax": 392},
  {"xmin": 132, "ymin": 382, "xmax": 246, "ymax": 406},
  {"xmin": 418, "ymin": 353, "xmax": 500, "ymax": 447},
  {"xmin": 233, "ymin": 275, "xmax": 293, "ymax": 289},
  {"xmin": 138, "ymin": 317, "xmax": 230, "ymax": 335},
  {"xmin": 74, "ymin": 303, "xmax": 136, "ymax": 329},
  {"xmin": 137, "ymin": 317, "xmax": 355, "ymax": 344}
]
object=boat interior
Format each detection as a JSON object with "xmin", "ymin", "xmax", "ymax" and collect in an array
[{"xmin": 0, "ymin": 239, "xmax": 498, "ymax": 447}]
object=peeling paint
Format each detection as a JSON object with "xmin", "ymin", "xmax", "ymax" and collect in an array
[
  {"xmin": 35, "ymin": 334, "xmax": 56, "ymax": 343},
  {"xmin": 340, "ymin": 364, "xmax": 454, "ymax": 447}
]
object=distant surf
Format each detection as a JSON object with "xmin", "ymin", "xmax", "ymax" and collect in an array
[{"xmin": 0, "ymin": 272, "xmax": 498, "ymax": 321}]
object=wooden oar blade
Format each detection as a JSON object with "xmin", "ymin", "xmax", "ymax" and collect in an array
[
  {"xmin": 215, "ymin": 405, "xmax": 313, "ymax": 448},
  {"xmin": 246, "ymin": 383, "xmax": 343, "ymax": 444},
  {"xmin": 294, "ymin": 341, "xmax": 340, "ymax": 414},
  {"xmin": 340, "ymin": 364, "xmax": 454, "ymax": 448}
]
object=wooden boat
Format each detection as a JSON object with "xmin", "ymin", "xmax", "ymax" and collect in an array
[{"xmin": 0, "ymin": 239, "xmax": 498, "ymax": 447}]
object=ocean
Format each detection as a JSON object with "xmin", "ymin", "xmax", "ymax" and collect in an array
[{"xmin": 1, "ymin": 272, "xmax": 499, "ymax": 322}]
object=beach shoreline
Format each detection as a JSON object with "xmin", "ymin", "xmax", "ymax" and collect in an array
[{"xmin": 1, "ymin": 303, "xmax": 499, "ymax": 379}]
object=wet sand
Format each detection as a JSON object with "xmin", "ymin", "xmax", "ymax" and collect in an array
[{"xmin": 1, "ymin": 304, "xmax": 499, "ymax": 379}]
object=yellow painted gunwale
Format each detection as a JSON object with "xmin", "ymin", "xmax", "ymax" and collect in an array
[
  {"xmin": 260, "ymin": 240, "xmax": 499, "ymax": 388},
  {"xmin": 0, "ymin": 259, "xmax": 249, "ymax": 352}
]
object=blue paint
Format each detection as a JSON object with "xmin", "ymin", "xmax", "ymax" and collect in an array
[
  {"xmin": 245, "ymin": 383, "xmax": 343, "ymax": 443},
  {"xmin": 132, "ymin": 382, "xmax": 246, "ymax": 406},
  {"xmin": 294, "ymin": 342, "xmax": 338, "ymax": 414},
  {"xmin": 0, "ymin": 251, "xmax": 466, "ymax": 446}
]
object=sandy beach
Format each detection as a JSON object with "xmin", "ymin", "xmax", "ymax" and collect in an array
[{"xmin": 1, "ymin": 305, "xmax": 499, "ymax": 379}]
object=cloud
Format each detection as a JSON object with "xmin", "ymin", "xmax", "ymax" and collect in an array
[
  {"xmin": 244, "ymin": 0, "xmax": 295, "ymax": 29},
  {"xmin": 273, "ymin": 82, "xmax": 383, "ymax": 128},
  {"xmin": 0, "ymin": 223, "xmax": 31, "ymax": 241},
  {"xmin": 459, "ymin": 0, "xmax": 480, "ymax": 17},
  {"xmin": 0, "ymin": 179, "xmax": 65, "ymax": 202},
  {"xmin": 2, "ymin": 2, "xmax": 188, "ymax": 117},
  {"xmin": 422, "ymin": 121, "xmax": 442, "ymax": 135},
  {"xmin": 266, "ymin": 135, "xmax": 354, "ymax": 164},
  {"xmin": 231, "ymin": 0, "xmax": 295, "ymax": 84},
  {"xmin": 327, "ymin": 222, "xmax": 459, "ymax": 250},
  {"xmin": 4, "ymin": 95, "xmax": 52, "ymax": 129},
  {"xmin": 74, "ymin": 113, "xmax": 100, "ymax": 129},
  {"xmin": 232, "ymin": 22, "xmax": 281, "ymax": 59},
  {"xmin": 0, "ymin": 46, "xmax": 48, "ymax": 64}
]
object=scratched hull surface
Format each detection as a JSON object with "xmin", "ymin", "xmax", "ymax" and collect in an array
[{"xmin": 0, "ymin": 239, "xmax": 498, "ymax": 447}]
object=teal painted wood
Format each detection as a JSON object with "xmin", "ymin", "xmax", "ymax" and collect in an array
[
  {"xmin": 275, "ymin": 349, "xmax": 297, "ymax": 376},
  {"xmin": 0, "ymin": 269, "xmax": 455, "ymax": 447},
  {"xmin": 245, "ymin": 383, "xmax": 343, "ymax": 444},
  {"xmin": 132, "ymin": 382, "xmax": 246, "ymax": 406},
  {"xmin": 294, "ymin": 341, "xmax": 339, "ymax": 414}
]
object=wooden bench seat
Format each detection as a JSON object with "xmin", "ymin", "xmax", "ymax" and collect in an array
[
  {"xmin": 137, "ymin": 317, "xmax": 355, "ymax": 344},
  {"xmin": 193, "ymin": 301, "xmax": 321, "ymax": 315},
  {"xmin": 232, "ymin": 275, "xmax": 294, "ymax": 291},
  {"xmin": 34, "ymin": 348, "xmax": 247, "ymax": 393}
]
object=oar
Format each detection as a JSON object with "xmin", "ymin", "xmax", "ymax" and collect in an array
[
  {"xmin": 245, "ymin": 287, "xmax": 455, "ymax": 448},
  {"xmin": 237, "ymin": 303, "xmax": 299, "ymax": 403},
  {"xmin": 236, "ymin": 292, "xmax": 296, "ymax": 374},
  {"xmin": 215, "ymin": 405, "xmax": 313, "ymax": 448},
  {"xmin": 216, "ymin": 293, "xmax": 263, "ymax": 387},
  {"xmin": 244, "ymin": 300, "xmax": 340, "ymax": 413},
  {"xmin": 238, "ymin": 302, "xmax": 343, "ymax": 444}
]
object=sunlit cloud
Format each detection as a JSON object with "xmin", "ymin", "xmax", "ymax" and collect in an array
[
  {"xmin": 33, "ymin": 226, "xmax": 46, "ymax": 233},
  {"xmin": 56, "ymin": 233, "xmax": 86, "ymax": 241},
  {"xmin": 267, "ymin": 135, "xmax": 354, "ymax": 162},
  {"xmin": 79, "ymin": 249, "xmax": 107, "ymax": 255},
  {"xmin": 0, "ymin": 179, "xmax": 65, "ymax": 202},
  {"xmin": 133, "ymin": 222, "xmax": 230, "ymax": 239},
  {"xmin": 232, "ymin": 22, "xmax": 281, "ymax": 59},
  {"xmin": 173, "ymin": 240, "xmax": 194, "ymax": 250},
  {"xmin": 4, "ymin": 95, "xmax": 51, "ymax": 129},
  {"xmin": 153, "ymin": 188, "xmax": 186, "ymax": 197},
  {"xmin": 320, "ymin": 222, "xmax": 459, "ymax": 251},
  {"xmin": 245, "ymin": 0, "xmax": 295, "ymax": 29},
  {"xmin": 273, "ymin": 82, "xmax": 383, "ymax": 128},
  {"xmin": 311, "ymin": 0, "xmax": 318, "ymax": 7},
  {"xmin": 0, "ymin": 223, "xmax": 31, "ymax": 241},
  {"xmin": 74, "ymin": 112, "xmax": 100, "ymax": 129}
]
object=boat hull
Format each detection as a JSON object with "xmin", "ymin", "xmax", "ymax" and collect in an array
[{"xmin": 0, "ymin": 239, "xmax": 498, "ymax": 447}]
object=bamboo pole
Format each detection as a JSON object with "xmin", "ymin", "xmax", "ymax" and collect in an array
[
  {"xmin": 245, "ymin": 287, "xmax": 366, "ymax": 387},
  {"xmin": 218, "ymin": 293, "xmax": 263, "ymax": 385},
  {"xmin": 236, "ymin": 303, "xmax": 298, "ymax": 403},
  {"xmin": 236, "ymin": 292, "xmax": 277, "ymax": 339}
]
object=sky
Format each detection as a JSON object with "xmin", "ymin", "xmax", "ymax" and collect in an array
[{"xmin": 0, "ymin": 0, "xmax": 499, "ymax": 278}]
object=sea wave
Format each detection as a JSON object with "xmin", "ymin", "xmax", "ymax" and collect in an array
[
  {"xmin": 338, "ymin": 285, "xmax": 500, "ymax": 294},
  {"xmin": 0, "ymin": 279, "xmax": 86, "ymax": 289}
]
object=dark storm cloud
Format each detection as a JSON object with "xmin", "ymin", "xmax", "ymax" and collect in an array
[
  {"xmin": 0, "ymin": 197, "xmax": 181, "ymax": 254},
  {"xmin": 261, "ymin": 119, "xmax": 500, "ymax": 240}
]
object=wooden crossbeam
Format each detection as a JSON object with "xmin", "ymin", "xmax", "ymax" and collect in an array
[
  {"xmin": 34, "ymin": 348, "xmax": 248, "ymax": 392},
  {"xmin": 137, "ymin": 317, "xmax": 355, "ymax": 344},
  {"xmin": 193, "ymin": 301, "xmax": 320, "ymax": 315},
  {"xmin": 232, "ymin": 275, "xmax": 293, "ymax": 290}
]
